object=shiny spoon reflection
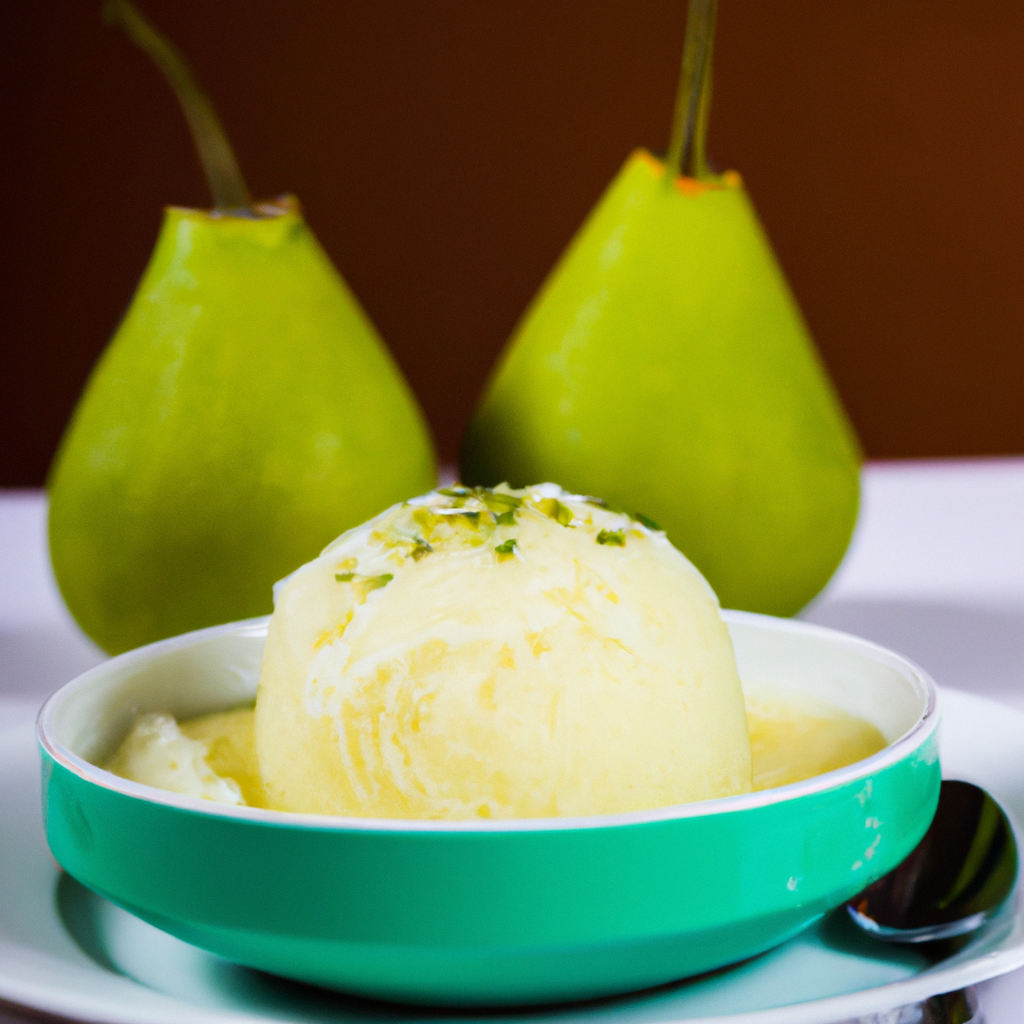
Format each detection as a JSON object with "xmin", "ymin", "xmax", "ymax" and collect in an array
[
  {"xmin": 842, "ymin": 781, "xmax": 1017, "ymax": 1023},
  {"xmin": 847, "ymin": 779, "xmax": 1017, "ymax": 948}
]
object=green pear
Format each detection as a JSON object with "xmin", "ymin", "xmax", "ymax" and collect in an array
[
  {"xmin": 461, "ymin": 1, "xmax": 860, "ymax": 616},
  {"xmin": 48, "ymin": 3, "xmax": 435, "ymax": 654}
]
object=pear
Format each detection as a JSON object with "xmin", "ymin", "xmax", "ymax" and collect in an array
[
  {"xmin": 461, "ymin": 0, "xmax": 860, "ymax": 616},
  {"xmin": 48, "ymin": 2, "xmax": 435, "ymax": 654}
]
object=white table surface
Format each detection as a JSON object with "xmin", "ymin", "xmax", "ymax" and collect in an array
[{"xmin": 2, "ymin": 458, "xmax": 1023, "ymax": 1023}]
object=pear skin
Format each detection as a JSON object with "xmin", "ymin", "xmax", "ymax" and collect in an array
[
  {"xmin": 461, "ymin": 151, "xmax": 860, "ymax": 616},
  {"xmin": 49, "ymin": 198, "xmax": 435, "ymax": 654}
]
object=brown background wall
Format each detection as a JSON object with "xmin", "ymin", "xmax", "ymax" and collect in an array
[{"xmin": 3, "ymin": 1, "xmax": 1022, "ymax": 486}]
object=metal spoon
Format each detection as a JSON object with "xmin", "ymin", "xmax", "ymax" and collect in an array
[
  {"xmin": 841, "ymin": 780, "xmax": 1018, "ymax": 1024},
  {"xmin": 847, "ymin": 780, "xmax": 1017, "ymax": 946}
]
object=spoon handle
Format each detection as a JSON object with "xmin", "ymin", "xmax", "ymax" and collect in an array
[{"xmin": 837, "ymin": 985, "xmax": 981, "ymax": 1023}]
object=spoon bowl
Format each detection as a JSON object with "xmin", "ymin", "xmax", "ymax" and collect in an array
[{"xmin": 847, "ymin": 779, "xmax": 1018, "ymax": 946}]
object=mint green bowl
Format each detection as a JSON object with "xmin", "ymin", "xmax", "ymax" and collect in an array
[{"xmin": 38, "ymin": 611, "xmax": 939, "ymax": 1008}]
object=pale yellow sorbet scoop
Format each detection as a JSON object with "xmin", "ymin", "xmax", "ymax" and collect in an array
[{"xmin": 255, "ymin": 484, "xmax": 752, "ymax": 819}]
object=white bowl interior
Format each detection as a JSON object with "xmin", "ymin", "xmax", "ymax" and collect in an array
[
  {"xmin": 47, "ymin": 612, "xmax": 932, "ymax": 771},
  {"xmin": 49, "ymin": 620, "xmax": 265, "ymax": 765},
  {"xmin": 728, "ymin": 612, "xmax": 929, "ymax": 743}
]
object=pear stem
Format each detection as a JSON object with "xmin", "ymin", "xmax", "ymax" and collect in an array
[
  {"xmin": 665, "ymin": 0, "xmax": 719, "ymax": 182},
  {"xmin": 103, "ymin": 0, "xmax": 252, "ymax": 210}
]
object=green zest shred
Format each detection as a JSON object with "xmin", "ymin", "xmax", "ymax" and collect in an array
[
  {"xmin": 596, "ymin": 529, "xmax": 626, "ymax": 546},
  {"xmin": 335, "ymin": 571, "xmax": 394, "ymax": 601},
  {"xmin": 477, "ymin": 490, "xmax": 522, "ymax": 515},
  {"xmin": 632, "ymin": 512, "xmax": 662, "ymax": 531},
  {"xmin": 409, "ymin": 539, "xmax": 433, "ymax": 560},
  {"xmin": 494, "ymin": 538, "xmax": 517, "ymax": 559},
  {"xmin": 372, "ymin": 513, "xmax": 437, "ymax": 562},
  {"xmin": 533, "ymin": 497, "xmax": 574, "ymax": 526},
  {"xmin": 438, "ymin": 485, "xmax": 522, "ymax": 524}
]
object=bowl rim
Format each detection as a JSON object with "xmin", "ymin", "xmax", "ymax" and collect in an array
[{"xmin": 37, "ymin": 610, "xmax": 939, "ymax": 834}]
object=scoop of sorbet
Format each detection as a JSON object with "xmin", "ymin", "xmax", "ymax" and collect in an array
[{"xmin": 255, "ymin": 484, "xmax": 752, "ymax": 819}]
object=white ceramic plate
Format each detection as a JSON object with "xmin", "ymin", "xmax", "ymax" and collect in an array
[{"xmin": 1, "ymin": 687, "xmax": 1023, "ymax": 1024}]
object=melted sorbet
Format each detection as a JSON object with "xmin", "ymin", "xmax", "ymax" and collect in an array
[{"xmin": 108, "ymin": 697, "xmax": 885, "ymax": 810}]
